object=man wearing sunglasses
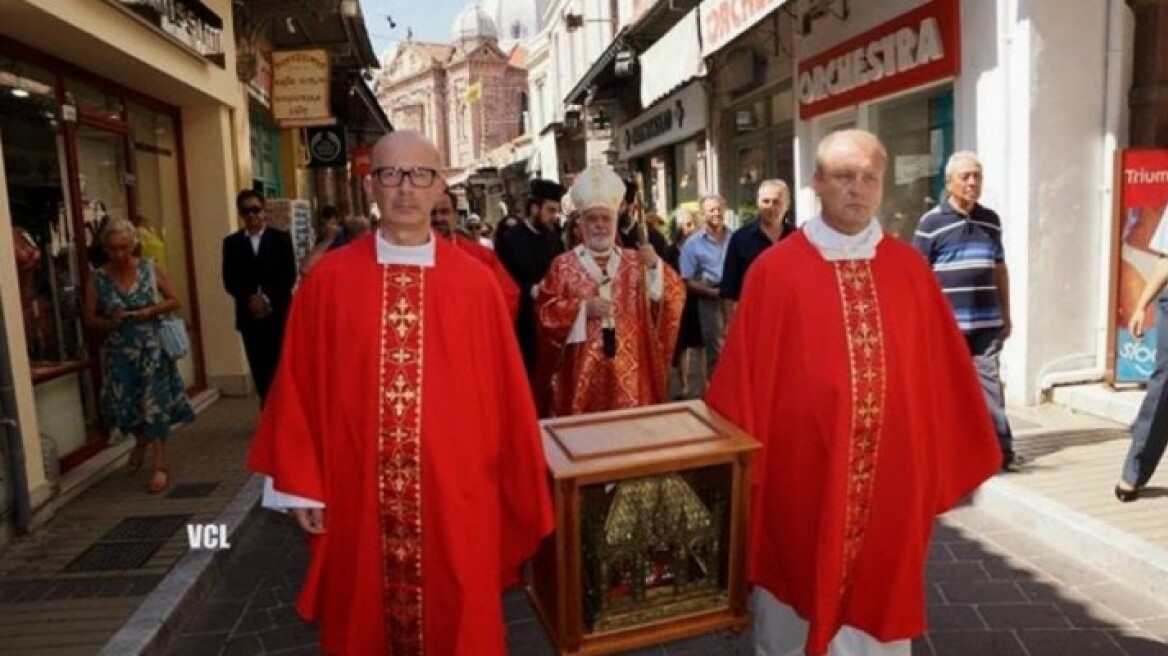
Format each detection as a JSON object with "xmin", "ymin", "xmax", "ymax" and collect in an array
[
  {"xmin": 249, "ymin": 131, "xmax": 553, "ymax": 655},
  {"xmin": 220, "ymin": 189, "xmax": 297, "ymax": 405}
]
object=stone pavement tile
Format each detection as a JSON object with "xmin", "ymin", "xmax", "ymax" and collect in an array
[
  {"xmin": 166, "ymin": 630, "xmax": 229, "ymax": 656},
  {"xmin": 913, "ymin": 637, "xmax": 935, "ymax": 656},
  {"xmin": 926, "ymin": 562, "xmax": 990, "ymax": 583},
  {"xmin": 182, "ymin": 599, "xmax": 247, "ymax": 634},
  {"xmin": 932, "ymin": 523, "xmax": 965, "ymax": 544},
  {"xmin": 504, "ymin": 588, "xmax": 535, "ymax": 623},
  {"xmin": 222, "ymin": 634, "xmax": 265, "ymax": 656},
  {"xmin": 1108, "ymin": 630, "xmax": 1168, "ymax": 656},
  {"xmin": 1079, "ymin": 582, "xmax": 1168, "ymax": 622},
  {"xmin": 235, "ymin": 609, "xmax": 274, "ymax": 634},
  {"xmin": 1057, "ymin": 598, "xmax": 1134, "ymax": 630},
  {"xmin": 928, "ymin": 630, "xmax": 1028, "ymax": 656},
  {"xmin": 257, "ymin": 624, "xmax": 317, "ymax": 652},
  {"xmin": 1137, "ymin": 617, "xmax": 1168, "ymax": 642},
  {"xmin": 928, "ymin": 543, "xmax": 955, "ymax": 563},
  {"xmin": 505, "ymin": 617, "xmax": 555, "ymax": 656},
  {"xmin": 1015, "ymin": 629, "xmax": 1127, "ymax": 655},
  {"xmin": 926, "ymin": 584, "xmax": 946, "ymax": 606},
  {"xmin": 977, "ymin": 602, "xmax": 1072, "ymax": 629},
  {"xmin": 937, "ymin": 580, "xmax": 1027, "ymax": 604},
  {"xmin": 928, "ymin": 605, "xmax": 986, "ymax": 631}
]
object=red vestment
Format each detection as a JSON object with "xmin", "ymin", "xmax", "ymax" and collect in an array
[
  {"xmin": 705, "ymin": 231, "xmax": 1000, "ymax": 655},
  {"xmin": 536, "ymin": 246, "xmax": 685, "ymax": 416},
  {"xmin": 248, "ymin": 235, "xmax": 553, "ymax": 655},
  {"xmin": 454, "ymin": 234, "xmax": 519, "ymax": 321}
]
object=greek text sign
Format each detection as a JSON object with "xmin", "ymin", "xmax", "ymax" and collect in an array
[
  {"xmin": 797, "ymin": 0, "xmax": 960, "ymax": 120},
  {"xmin": 272, "ymin": 49, "xmax": 333, "ymax": 127},
  {"xmin": 619, "ymin": 82, "xmax": 707, "ymax": 161}
]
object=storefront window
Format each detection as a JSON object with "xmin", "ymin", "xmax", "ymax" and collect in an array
[
  {"xmin": 871, "ymin": 85, "xmax": 954, "ymax": 240},
  {"xmin": 129, "ymin": 103, "xmax": 197, "ymax": 386},
  {"xmin": 65, "ymin": 78, "xmax": 124, "ymax": 122},
  {"xmin": 674, "ymin": 140, "xmax": 700, "ymax": 209},
  {"xmin": 2, "ymin": 56, "xmax": 100, "ymax": 459}
]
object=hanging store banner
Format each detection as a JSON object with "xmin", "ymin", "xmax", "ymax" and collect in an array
[
  {"xmin": 701, "ymin": 0, "xmax": 791, "ymax": 58},
  {"xmin": 796, "ymin": 0, "xmax": 960, "ymax": 120},
  {"xmin": 306, "ymin": 126, "xmax": 347, "ymax": 168},
  {"xmin": 272, "ymin": 49, "xmax": 334, "ymax": 127},
  {"xmin": 1111, "ymin": 149, "xmax": 1168, "ymax": 384},
  {"xmin": 619, "ymin": 81, "xmax": 707, "ymax": 161}
]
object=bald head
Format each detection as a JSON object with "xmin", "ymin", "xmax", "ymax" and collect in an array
[
  {"xmin": 365, "ymin": 130, "xmax": 448, "ymax": 242},
  {"xmin": 812, "ymin": 129, "xmax": 887, "ymax": 235},
  {"xmin": 372, "ymin": 130, "xmax": 443, "ymax": 169},
  {"xmin": 815, "ymin": 129, "xmax": 887, "ymax": 174}
]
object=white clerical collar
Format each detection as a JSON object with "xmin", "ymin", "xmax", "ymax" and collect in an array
[
  {"xmin": 804, "ymin": 215, "xmax": 883, "ymax": 261},
  {"xmin": 375, "ymin": 230, "xmax": 435, "ymax": 267}
]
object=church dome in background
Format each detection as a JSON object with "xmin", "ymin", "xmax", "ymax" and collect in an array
[
  {"xmin": 482, "ymin": 0, "xmax": 546, "ymax": 42},
  {"xmin": 451, "ymin": 4, "xmax": 499, "ymax": 42}
]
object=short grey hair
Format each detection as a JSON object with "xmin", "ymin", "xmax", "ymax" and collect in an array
[
  {"xmin": 945, "ymin": 151, "xmax": 982, "ymax": 179},
  {"xmin": 100, "ymin": 218, "xmax": 138, "ymax": 246},
  {"xmin": 699, "ymin": 194, "xmax": 726, "ymax": 209},
  {"xmin": 757, "ymin": 179, "xmax": 791, "ymax": 202}
]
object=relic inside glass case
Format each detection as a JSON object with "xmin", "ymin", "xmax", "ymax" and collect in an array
[{"xmin": 579, "ymin": 465, "xmax": 732, "ymax": 632}]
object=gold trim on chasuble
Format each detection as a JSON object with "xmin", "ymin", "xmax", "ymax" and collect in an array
[
  {"xmin": 378, "ymin": 266, "xmax": 425, "ymax": 654},
  {"xmin": 832, "ymin": 260, "xmax": 886, "ymax": 604}
]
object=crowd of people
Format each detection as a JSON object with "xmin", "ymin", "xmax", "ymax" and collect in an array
[{"xmin": 63, "ymin": 122, "xmax": 1154, "ymax": 653}]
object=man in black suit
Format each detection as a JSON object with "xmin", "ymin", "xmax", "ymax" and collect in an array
[{"xmin": 221, "ymin": 190, "xmax": 297, "ymax": 405}]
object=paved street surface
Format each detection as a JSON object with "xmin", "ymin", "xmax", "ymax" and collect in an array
[
  {"xmin": 0, "ymin": 397, "xmax": 258, "ymax": 656},
  {"xmin": 169, "ymin": 502, "xmax": 1168, "ymax": 656}
]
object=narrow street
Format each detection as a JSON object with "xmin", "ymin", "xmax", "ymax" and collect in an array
[{"xmin": 168, "ymin": 501, "xmax": 1168, "ymax": 656}]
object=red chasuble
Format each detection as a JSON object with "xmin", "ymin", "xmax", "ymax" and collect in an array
[
  {"xmin": 248, "ymin": 235, "xmax": 554, "ymax": 655},
  {"xmin": 706, "ymin": 231, "xmax": 1000, "ymax": 655},
  {"xmin": 536, "ymin": 246, "xmax": 685, "ymax": 416},
  {"xmin": 454, "ymin": 234, "xmax": 520, "ymax": 321}
]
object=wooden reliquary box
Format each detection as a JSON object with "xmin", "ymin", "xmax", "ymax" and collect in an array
[{"xmin": 527, "ymin": 401, "xmax": 760, "ymax": 655}]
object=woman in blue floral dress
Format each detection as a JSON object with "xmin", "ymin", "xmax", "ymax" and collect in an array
[{"xmin": 84, "ymin": 218, "xmax": 193, "ymax": 493}]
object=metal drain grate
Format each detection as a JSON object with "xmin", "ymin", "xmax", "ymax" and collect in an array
[
  {"xmin": 64, "ymin": 542, "xmax": 163, "ymax": 572},
  {"xmin": 100, "ymin": 514, "xmax": 191, "ymax": 542},
  {"xmin": 166, "ymin": 482, "xmax": 219, "ymax": 499}
]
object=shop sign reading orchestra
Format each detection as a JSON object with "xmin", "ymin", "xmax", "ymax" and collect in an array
[
  {"xmin": 701, "ymin": 0, "xmax": 788, "ymax": 58},
  {"xmin": 797, "ymin": 0, "xmax": 960, "ymax": 119},
  {"xmin": 272, "ymin": 49, "xmax": 334, "ymax": 127}
]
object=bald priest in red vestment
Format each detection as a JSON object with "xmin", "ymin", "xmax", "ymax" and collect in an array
[
  {"xmin": 535, "ymin": 161, "xmax": 685, "ymax": 416},
  {"xmin": 430, "ymin": 187, "xmax": 520, "ymax": 320},
  {"xmin": 248, "ymin": 131, "xmax": 554, "ymax": 656},
  {"xmin": 706, "ymin": 130, "xmax": 1001, "ymax": 656}
]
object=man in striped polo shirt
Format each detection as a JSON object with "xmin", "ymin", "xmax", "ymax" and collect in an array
[{"xmin": 913, "ymin": 151, "xmax": 1021, "ymax": 472}]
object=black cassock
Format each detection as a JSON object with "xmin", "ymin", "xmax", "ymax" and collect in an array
[{"xmin": 496, "ymin": 221, "xmax": 564, "ymax": 382}]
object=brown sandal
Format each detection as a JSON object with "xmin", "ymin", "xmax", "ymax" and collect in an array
[{"xmin": 148, "ymin": 469, "xmax": 169, "ymax": 494}]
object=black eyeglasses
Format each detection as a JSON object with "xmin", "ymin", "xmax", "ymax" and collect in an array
[
  {"xmin": 241, "ymin": 206, "xmax": 263, "ymax": 216},
  {"xmin": 372, "ymin": 166, "xmax": 439, "ymax": 188}
]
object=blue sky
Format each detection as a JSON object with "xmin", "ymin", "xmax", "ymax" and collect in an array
[{"xmin": 361, "ymin": 0, "xmax": 469, "ymax": 59}]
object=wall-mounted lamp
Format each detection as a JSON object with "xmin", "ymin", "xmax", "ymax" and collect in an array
[{"xmin": 614, "ymin": 49, "xmax": 636, "ymax": 77}]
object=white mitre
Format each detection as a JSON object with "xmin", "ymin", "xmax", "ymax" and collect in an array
[{"xmin": 568, "ymin": 161, "xmax": 624, "ymax": 215}]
